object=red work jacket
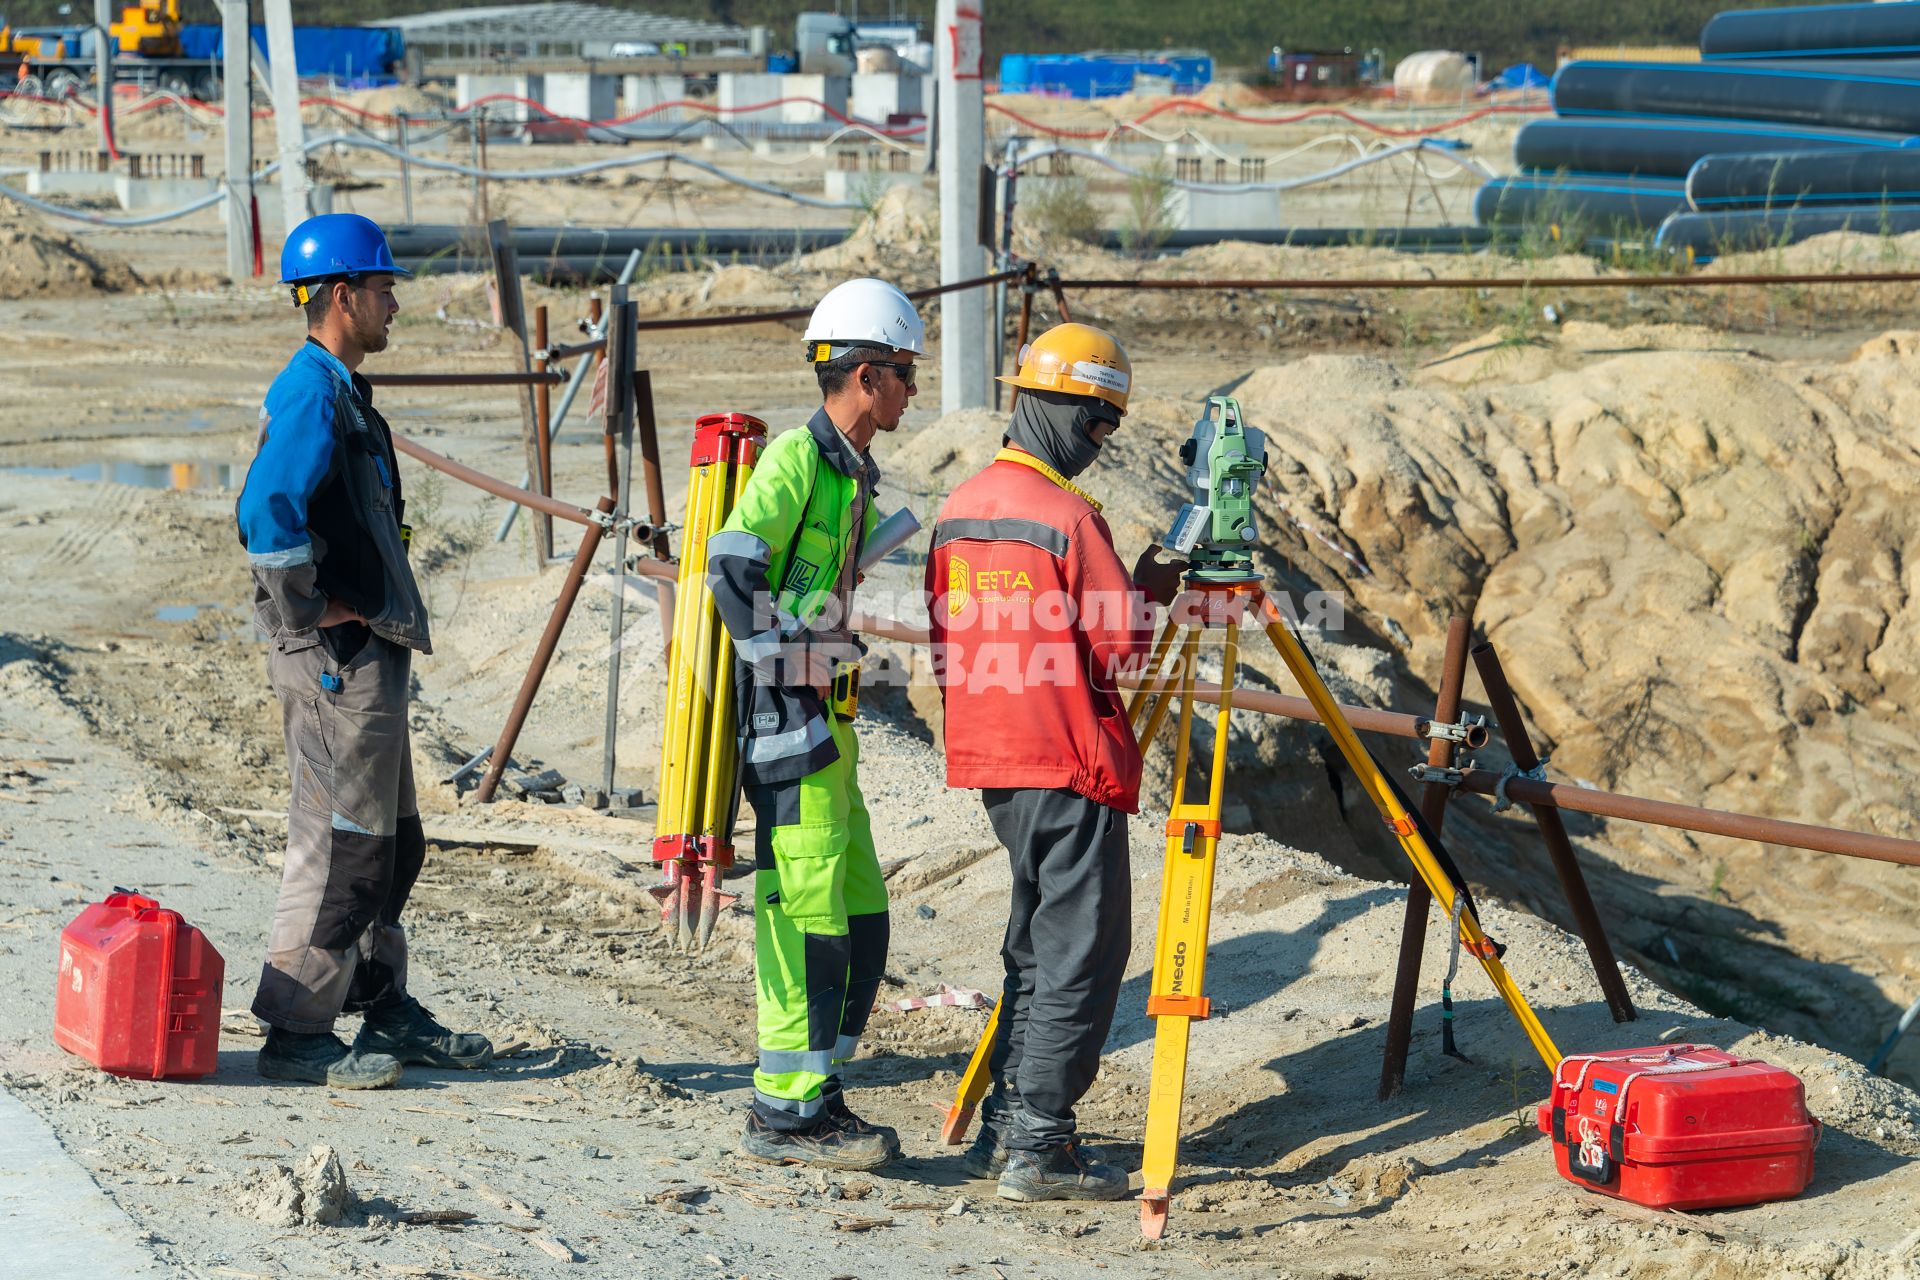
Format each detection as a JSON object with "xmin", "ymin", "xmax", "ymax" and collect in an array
[{"xmin": 925, "ymin": 450, "xmax": 1154, "ymax": 812}]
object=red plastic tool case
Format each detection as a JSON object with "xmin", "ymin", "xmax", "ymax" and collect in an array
[
  {"xmin": 54, "ymin": 891, "xmax": 224, "ymax": 1080},
  {"xmin": 1537, "ymin": 1044, "xmax": 1819, "ymax": 1210}
]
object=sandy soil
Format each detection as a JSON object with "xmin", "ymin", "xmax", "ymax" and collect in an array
[{"xmin": 2, "ymin": 93, "xmax": 1920, "ymax": 1278}]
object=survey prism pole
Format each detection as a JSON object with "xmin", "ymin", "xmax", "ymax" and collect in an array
[
  {"xmin": 263, "ymin": 0, "xmax": 310, "ymax": 233},
  {"xmin": 937, "ymin": 0, "xmax": 989, "ymax": 412},
  {"xmin": 219, "ymin": 0, "xmax": 254, "ymax": 281}
]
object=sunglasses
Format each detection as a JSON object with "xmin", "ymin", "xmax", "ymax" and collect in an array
[{"xmin": 868, "ymin": 360, "xmax": 917, "ymax": 391}]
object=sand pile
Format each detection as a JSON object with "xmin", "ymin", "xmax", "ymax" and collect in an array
[
  {"xmin": 0, "ymin": 201, "xmax": 140, "ymax": 298},
  {"xmin": 336, "ymin": 84, "xmax": 453, "ymax": 118},
  {"xmin": 796, "ymin": 184, "xmax": 938, "ymax": 276}
]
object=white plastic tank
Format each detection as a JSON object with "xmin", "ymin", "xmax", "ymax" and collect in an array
[{"xmin": 1392, "ymin": 50, "xmax": 1475, "ymax": 102}]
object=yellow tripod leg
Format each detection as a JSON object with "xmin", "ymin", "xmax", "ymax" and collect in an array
[
  {"xmin": 1126, "ymin": 611, "xmax": 1183, "ymax": 732},
  {"xmin": 1254, "ymin": 591, "xmax": 1561, "ymax": 1072},
  {"xmin": 1138, "ymin": 621, "xmax": 1237, "ymax": 1240},
  {"xmin": 948, "ymin": 611, "xmax": 1185, "ymax": 1144},
  {"xmin": 941, "ymin": 998, "xmax": 1003, "ymax": 1144},
  {"xmin": 655, "ymin": 461, "xmax": 715, "ymax": 842}
]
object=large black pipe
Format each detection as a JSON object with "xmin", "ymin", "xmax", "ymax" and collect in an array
[
  {"xmin": 386, "ymin": 224, "xmax": 852, "ymax": 258},
  {"xmin": 1703, "ymin": 1, "xmax": 1920, "ymax": 61},
  {"xmin": 1656, "ymin": 202, "xmax": 1920, "ymax": 258},
  {"xmin": 1688, "ymin": 146, "xmax": 1920, "ymax": 208},
  {"xmin": 1554, "ymin": 59, "xmax": 1920, "ymax": 133},
  {"xmin": 1475, "ymin": 173, "xmax": 1689, "ymax": 228},
  {"xmin": 1514, "ymin": 116, "xmax": 1917, "ymax": 179}
]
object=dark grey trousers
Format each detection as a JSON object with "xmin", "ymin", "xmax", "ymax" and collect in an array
[
  {"xmin": 252, "ymin": 625, "xmax": 424, "ymax": 1033},
  {"xmin": 981, "ymin": 787, "xmax": 1132, "ymax": 1151}
]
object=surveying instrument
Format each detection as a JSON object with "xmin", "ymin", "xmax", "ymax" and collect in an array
[{"xmin": 941, "ymin": 395, "xmax": 1564, "ymax": 1238}]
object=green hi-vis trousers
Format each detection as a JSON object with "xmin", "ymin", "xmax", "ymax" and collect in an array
[{"xmin": 745, "ymin": 716, "xmax": 890, "ymax": 1130}]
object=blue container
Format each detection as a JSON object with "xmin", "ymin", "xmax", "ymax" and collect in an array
[{"xmin": 999, "ymin": 53, "xmax": 1033, "ymax": 92}]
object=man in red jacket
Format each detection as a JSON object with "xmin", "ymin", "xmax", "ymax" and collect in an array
[{"xmin": 926, "ymin": 323, "xmax": 1183, "ymax": 1201}]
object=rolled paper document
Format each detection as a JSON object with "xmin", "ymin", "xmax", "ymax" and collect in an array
[{"xmin": 858, "ymin": 506, "xmax": 923, "ymax": 573}]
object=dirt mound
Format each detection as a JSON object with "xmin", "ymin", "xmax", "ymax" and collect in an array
[
  {"xmin": 335, "ymin": 84, "xmax": 452, "ymax": 118},
  {"xmin": 0, "ymin": 203, "xmax": 140, "ymax": 298},
  {"xmin": 1127, "ymin": 326, "xmax": 1920, "ymax": 1059},
  {"xmin": 797, "ymin": 184, "xmax": 938, "ymax": 275}
]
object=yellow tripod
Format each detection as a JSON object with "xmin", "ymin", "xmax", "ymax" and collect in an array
[
  {"xmin": 651, "ymin": 412, "xmax": 766, "ymax": 952},
  {"xmin": 941, "ymin": 574, "xmax": 1561, "ymax": 1238}
]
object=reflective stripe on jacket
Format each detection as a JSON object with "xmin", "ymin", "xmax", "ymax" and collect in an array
[{"xmin": 926, "ymin": 451, "xmax": 1152, "ymax": 812}]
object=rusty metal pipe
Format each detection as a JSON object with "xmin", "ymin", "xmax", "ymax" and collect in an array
[
  {"xmin": 1457, "ymin": 768, "xmax": 1920, "ymax": 869},
  {"xmin": 365, "ymin": 371, "xmax": 565, "ymax": 387},
  {"xmin": 1009, "ymin": 267, "xmax": 1036, "ymax": 412},
  {"xmin": 476, "ymin": 496, "xmax": 617, "ymax": 803},
  {"xmin": 544, "ymin": 268, "xmax": 1027, "ymax": 358},
  {"xmin": 1054, "ymin": 270, "xmax": 1920, "ymax": 293},
  {"xmin": 1380, "ymin": 615, "xmax": 1471, "ymax": 1099},
  {"xmin": 636, "ymin": 370, "xmax": 670, "ymax": 562},
  {"xmin": 392, "ymin": 433, "xmax": 598, "ymax": 528},
  {"xmin": 618, "ymin": 558, "xmax": 1920, "ymax": 869},
  {"xmin": 1472, "ymin": 642, "xmax": 1637, "ymax": 1022}
]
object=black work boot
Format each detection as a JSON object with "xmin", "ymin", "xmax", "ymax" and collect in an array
[
  {"xmin": 996, "ymin": 1140, "xmax": 1131, "ymax": 1202},
  {"xmin": 739, "ymin": 1110, "xmax": 893, "ymax": 1170},
  {"xmin": 822, "ymin": 1081, "xmax": 901, "ymax": 1157},
  {"xmin": 258, "ymin": 1028, "xmax": 403, "ymax": 1090},
  {"xmin": 353, "ymin": 997, "xmax": 493, "ymax": 1069},
  {"xmin": 961, "ymin": 1110, "xmax": 1012, "ymax": 1178}
]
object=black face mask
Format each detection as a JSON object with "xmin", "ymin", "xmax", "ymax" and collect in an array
[{"xmin": 1005, "ymin": 389, "xmax": 1118, "ymax": 480}]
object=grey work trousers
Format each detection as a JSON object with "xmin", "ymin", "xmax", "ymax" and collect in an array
[
  {"xmin": 251, "ymin": 625, "xmax": 424, "ymax": 1033},
  {"xmin": 981, "ymin": 787, "xmax": 1132, "ymax": 1151}
]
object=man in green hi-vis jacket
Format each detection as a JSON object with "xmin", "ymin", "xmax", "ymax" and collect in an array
[{"xmin": 707, "ymin": 277, "xmax": 925, "ymax": 1169}]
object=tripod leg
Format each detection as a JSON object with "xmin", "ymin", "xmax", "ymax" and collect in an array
[
  {"xmin": 1126, "ymin": 611, "xmax": 1183, "ymax": 734},
  {"xmin": 1252, "ymin": 589, "xmax": 1561, "ymax": 1072},
  {"xmin": 1138, "ymin": 620, "xmax": 1239, "ymax": 1239},
  {"xmin": 942, "ymin": 999, "xmax": 1004, "ymax": 1144}
]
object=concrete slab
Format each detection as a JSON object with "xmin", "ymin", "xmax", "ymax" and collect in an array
[{"xmin": 0, "ymin": 1089, "xmax": 162, "ymax": 1279}]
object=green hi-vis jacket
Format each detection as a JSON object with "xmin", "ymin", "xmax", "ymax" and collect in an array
[{"xmin": 707, "ymin": 409, "xmax": 879, "ymax": 786}]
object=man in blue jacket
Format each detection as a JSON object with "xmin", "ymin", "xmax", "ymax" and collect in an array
[{"xmin": 235, "ymin": 214, "xmax": 491, "ymax": 1089}]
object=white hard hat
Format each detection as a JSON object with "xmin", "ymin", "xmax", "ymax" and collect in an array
[{"xmin": 803, "ymin": 277, "xmax": 926, "ymax": 363}]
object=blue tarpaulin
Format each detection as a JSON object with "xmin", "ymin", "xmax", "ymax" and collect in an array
[
  {"xmin": 1490, "ymin": 62, "xmax": 1548, "ymax": 91},
  {"xmin": 995, "ymin": 51, "xmax": 1212, "ymax": 97},
  {"xmin": 177, "ymin": 24, "xmax": 405, "ymax": 83}
]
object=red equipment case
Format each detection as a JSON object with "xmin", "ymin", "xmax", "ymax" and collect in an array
[
  {"xmin": 1537, "ymin": 1044, "xmax": 1819, "ymax": 1210},
  {"xmin": 54, "ymin": 890, "xmax": 224, "ymax": 1080}
]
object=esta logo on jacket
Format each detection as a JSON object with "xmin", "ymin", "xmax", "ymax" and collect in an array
[{"xmin": 926, "ymin": 453, "xmax": 1153, "ymax": 812}]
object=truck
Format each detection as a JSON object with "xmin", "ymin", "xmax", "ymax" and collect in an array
[
  {"xmin": 792, "ymin": 12, "xmax": 927, "ymax": 77},
  {"xmin": 0, "ymin": 2, "xmax": 223, "ymax": 100}
]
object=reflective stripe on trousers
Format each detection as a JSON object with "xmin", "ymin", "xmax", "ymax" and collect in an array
[{"xmin": 748, "ymin": 715, "xmax": 890, "ymax": 1129}]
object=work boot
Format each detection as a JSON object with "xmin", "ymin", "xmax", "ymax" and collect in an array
[
  {"xmin": 353, "ymin": 997, "xmax": 494, "ymax": 1070},
  {"xmin": 739, "ymin": 1110, "xmax": 893, "ymax": 1170},
  {"xmin": 996, "ymin": 1140, "xmax": 1131, "ymax": 1202},
  {"xmin": 961, "ymin": 1112, "xmax": 1011, "ymax": 1178},
  {"xmin": 257, "ymin": 1028, "xmax": 403, "ymax": 1090},
  {"xmin": 822, "ymin": 1082, "xmax": 901, "ymax": 1157}
]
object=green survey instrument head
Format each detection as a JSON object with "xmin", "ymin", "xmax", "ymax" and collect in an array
[{"xmin": 1162, "ymin": 395, "xmax": 1267, "ymax": 580}]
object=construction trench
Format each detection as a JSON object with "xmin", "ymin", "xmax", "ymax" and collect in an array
[{"xmin": 9, "ymin": 169, "xmax": 1920, "ymax": 1277}]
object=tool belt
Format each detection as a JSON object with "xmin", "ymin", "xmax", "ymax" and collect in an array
[{"xmin": 830, "ymin": 659, "xmax": 861, "ymax": 722}]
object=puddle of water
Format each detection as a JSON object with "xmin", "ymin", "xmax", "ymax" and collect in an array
[
  {"xmin": 154, "ymin": 604, "xmax": 209, "ymax": 622},
  {"xmin": 2, "ymin": 461, "xmax": 240, "ymax": 490}
]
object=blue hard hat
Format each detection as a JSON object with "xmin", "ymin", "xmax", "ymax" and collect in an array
[{"xmin": 279, "ymin": 213, "xmax": 411, "ymax": 286}]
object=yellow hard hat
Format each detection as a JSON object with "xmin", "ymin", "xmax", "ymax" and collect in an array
[{"xmin": 996, "ymin": 322, "xmax": 1133, "ymax": 414}]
